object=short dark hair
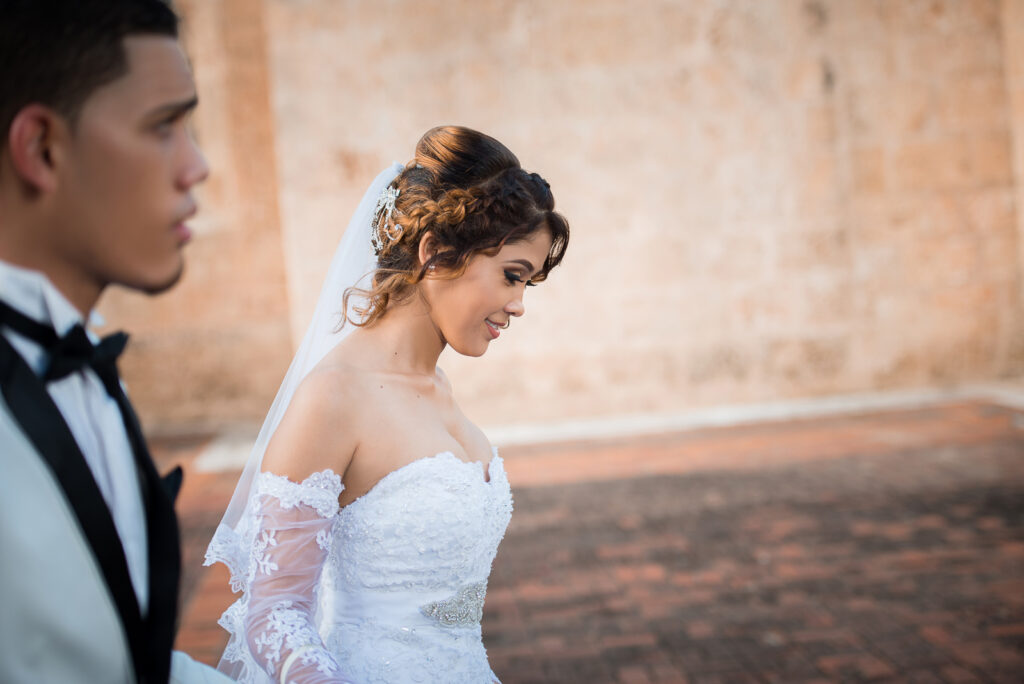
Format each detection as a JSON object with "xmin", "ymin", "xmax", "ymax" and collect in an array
[{"xmin": 0, "ymin": 0, "xmax": 180, "ymax": 147}]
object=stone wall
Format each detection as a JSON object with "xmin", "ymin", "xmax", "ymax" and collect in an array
[{"xmin": 106, "ymin": 0, "xmax": 1024, "ymax": 433}]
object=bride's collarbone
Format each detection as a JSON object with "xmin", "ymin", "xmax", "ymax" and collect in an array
[
  {"xmin": 352, "ymin": 377, "xmax": 482, "ymax": 451},
  {"xmin": 336, "ymin": 371, "xmax": 493, "ymax": 500},
  {"xmin": 342, "ymin": 422, "xmax": 494, "ymax": 503},
  {"xmin": 353, "ymin": 424, "xmax": 492, "ymax": 473}
]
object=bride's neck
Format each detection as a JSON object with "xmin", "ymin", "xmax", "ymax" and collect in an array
[{"xmin": 355, "ymin": 295, "xmax": 445, "ymax": 376}]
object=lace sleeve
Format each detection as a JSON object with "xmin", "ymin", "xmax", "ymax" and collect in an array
[{"xmin": 240, "ymin": 471, "xmax": 349, "ymax": 684}]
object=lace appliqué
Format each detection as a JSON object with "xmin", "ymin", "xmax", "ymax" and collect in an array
[
  {"xmin": 419, "ymin": 581, "xmax": 487, "ymax": 627},
  {"xmin": 253, "ymin": 529, "xmax": 279, "ymax": 576},
  {"xmin": 204, "ymin": 469, "xmax": 344, "ymax": 592},
  {"xmin": 247, "ymin": 471, "xmax": 341, "ymax": 584},
  {"xmin": 254, "ymin": 469, "xmax": 343, "ymax": 518},
  {"xmin": 315, "ymin": 527, "xmax": 332, "ymax": 551},
  {"xmin": 253, "ymin": 600, "xmax": 339, "ymax": 677}
]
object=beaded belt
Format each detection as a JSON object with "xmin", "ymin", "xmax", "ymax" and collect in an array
[{"xmin": 419, "ymin": 581, "xmax": 487, "ymax": 627}]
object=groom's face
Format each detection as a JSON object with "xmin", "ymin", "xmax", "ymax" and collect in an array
[{"xmin": 53, "ymin": 35, "xmax": 208, "ymax": 295}]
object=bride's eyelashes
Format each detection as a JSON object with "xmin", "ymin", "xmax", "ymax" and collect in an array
[{"xmin": 503, "ymin": 270, "xmax": 536, "ymax": 287}]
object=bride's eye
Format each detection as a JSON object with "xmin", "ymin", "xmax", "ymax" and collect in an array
[{"xmin": 505, "ymin": 270, "xmax": 537, "ymax": 287}]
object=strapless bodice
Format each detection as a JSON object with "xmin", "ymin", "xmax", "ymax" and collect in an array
[
  {"xmin": 206, "ymin": 449, "xmax": 512, "ymax": 684},
  {"xmin": 331, "ymin": 450, "xmax": 511, "ymax": 592}
]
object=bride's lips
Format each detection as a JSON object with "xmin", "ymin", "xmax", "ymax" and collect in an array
[
  {"xmin": 173, "ymin": 222, "xmax": 192, "ymax": 243},
  {"xmin": 173, "ymin": 206, "xmax": 197, "ymax": 244},
  {"xmin": 485, "ymin": 319, "xmax": 501, "ymax": 339}
]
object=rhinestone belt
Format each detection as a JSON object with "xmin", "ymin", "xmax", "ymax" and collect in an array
[{"xmin": 419, "ymin": 581, "xmax": 487, "ymax": 627}]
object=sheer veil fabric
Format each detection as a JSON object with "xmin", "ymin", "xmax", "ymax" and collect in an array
[{"xmin": 204, "ymin": 162, "xmax": 403, "ymax": 592}]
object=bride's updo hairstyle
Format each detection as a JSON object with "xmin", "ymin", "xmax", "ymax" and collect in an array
[{"xmin": 345, "ymin": 125, "xmax": 569, "ymax": 326}]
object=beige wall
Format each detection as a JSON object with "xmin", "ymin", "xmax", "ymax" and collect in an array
[
  {"xmin": 107, "ymin": 0, "xmax": 1024, "ymax": 433},
  {"xmin": 1005, "ymin": 0, "xmax": 1024, "ymax": 321}
]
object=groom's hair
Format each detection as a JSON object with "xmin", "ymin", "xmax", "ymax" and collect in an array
[{"xmin": 0, "ymin": 0, "xmax": 180, "ymax": 148}]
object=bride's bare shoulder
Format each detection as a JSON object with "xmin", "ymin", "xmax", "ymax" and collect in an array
[{"xmin": 260, "ymin": 361, "xmax": 372, "ymax": 481}]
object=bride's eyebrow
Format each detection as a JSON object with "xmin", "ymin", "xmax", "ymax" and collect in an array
[{"xmin": 504, "ymin": 259, "xmax": 537, "ymax": 275}]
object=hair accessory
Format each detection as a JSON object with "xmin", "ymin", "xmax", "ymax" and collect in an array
[{"xmin": 371, "ymin": 185, "xmax": 402, "ymax": 255}]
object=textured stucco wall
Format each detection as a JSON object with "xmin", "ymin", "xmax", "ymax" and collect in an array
[
  {"xmin": 1004, "ymin": 0, "xmax": 1024, "ymax": 317},
  {"xmin": 107, "ymin": 0, "xmax": 1024, "ymax": 432}
]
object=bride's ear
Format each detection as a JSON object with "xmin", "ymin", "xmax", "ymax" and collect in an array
[{"xmin": 418, "ymin": 231, "xmax": 440, "ymax": 271}]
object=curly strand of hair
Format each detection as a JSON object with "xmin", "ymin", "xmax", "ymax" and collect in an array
[{"xmin": 340, "ymin": 269, "xmax": 415, "ymax": 329}]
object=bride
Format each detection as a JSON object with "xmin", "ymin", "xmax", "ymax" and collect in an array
[{"xmin": 204, "ymin": 126, "xmax": 569, "ymax": 683}]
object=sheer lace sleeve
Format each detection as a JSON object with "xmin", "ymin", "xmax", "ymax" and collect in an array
[{"xmin": 211, "ymin": 470, "xmax": 349, "ymax": 684}]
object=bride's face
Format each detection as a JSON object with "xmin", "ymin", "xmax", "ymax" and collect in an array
[{"xmin": 421, "ymin": 229, "xmax": 554, "ymax": 357}]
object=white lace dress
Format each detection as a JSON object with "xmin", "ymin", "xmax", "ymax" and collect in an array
[{"xmin": 204, "ymin": 450, "xmax": 512, "ymax": 684}]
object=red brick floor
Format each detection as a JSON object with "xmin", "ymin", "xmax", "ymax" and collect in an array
[{"xmin": 153, "ymin": 401, "xmax": 1024, "ymax": 683}]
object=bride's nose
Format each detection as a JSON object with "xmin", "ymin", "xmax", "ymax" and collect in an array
[{"xmin": 505, "ymin": 295, "xmax": 525, "ymax": 318}]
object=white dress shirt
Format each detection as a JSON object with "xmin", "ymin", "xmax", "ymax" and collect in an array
[{"xmin": 0, "ymin": 259, "xmax": 149, "ymax": 614}]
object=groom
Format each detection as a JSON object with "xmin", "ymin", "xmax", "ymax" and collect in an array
[{"xmin": 0, "ymin": 1, "xmax": 218, "ymax": 682}]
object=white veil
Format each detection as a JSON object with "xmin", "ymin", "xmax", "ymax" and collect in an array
[{"xmin": 205, "ymin": 162, "xmax": 404, "ymax": 587}]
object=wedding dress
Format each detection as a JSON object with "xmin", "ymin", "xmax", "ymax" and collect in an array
[{"xmin": 206, "ymin": 449, "xmax": 512, "ymax": 683}]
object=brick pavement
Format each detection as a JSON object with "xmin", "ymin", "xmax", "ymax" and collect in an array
[{"xmin": 155, "ymin": 401, "xmax": 1024, "ymax": 683}]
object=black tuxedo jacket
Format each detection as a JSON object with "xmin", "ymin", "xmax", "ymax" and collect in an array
[{"xmin": 0, "ymin": 333, "xmax": 181, "ymax": 684}]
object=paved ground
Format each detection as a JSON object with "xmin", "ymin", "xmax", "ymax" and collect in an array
[{"xmin": 154, "ymin": 400, "xmax": 1024, "ymax": 683}]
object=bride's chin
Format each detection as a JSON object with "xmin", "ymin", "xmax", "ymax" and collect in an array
[{"xmin": 450, "ymin": 338, "xmax": 488, "ymax": 358}]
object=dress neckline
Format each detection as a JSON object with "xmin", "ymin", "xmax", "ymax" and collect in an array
[{"xmin": 340, "ymin": 449, "xmax": 502, "ymax": 512}]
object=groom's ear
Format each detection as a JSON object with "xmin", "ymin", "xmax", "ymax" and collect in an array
[{"xmin": 6, "ymin": 104, "xmax": 64, "ymax": 195}]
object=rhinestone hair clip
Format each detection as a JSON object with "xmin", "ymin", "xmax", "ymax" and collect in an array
[{"xmin": 370, "ymin": 185, "xmax": 402, "ymax": 255}]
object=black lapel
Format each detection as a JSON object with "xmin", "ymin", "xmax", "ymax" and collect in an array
[
  {"xmin": 0, "ymin": 336, "xmax": 147, "ymax": 683},
  {"xmin": 122, "ymin": 397, "xmax": 181, "ymax": 684}
]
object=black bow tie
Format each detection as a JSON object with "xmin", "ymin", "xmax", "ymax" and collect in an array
[
  {"xmin": 43, "ymin": 323, "xmax": 128, "ymax": 396},
  {"xmin": 0, "ymin": 300, "xmax": 128, "ymax": 397}
]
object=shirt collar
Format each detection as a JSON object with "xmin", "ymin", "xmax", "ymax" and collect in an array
[{"xmin": 0, "ymin": 259, "xmax": 105, "ymax": 335}]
